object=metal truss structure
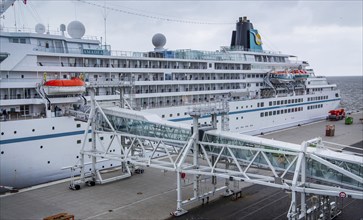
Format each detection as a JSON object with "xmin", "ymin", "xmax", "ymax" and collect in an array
[{"xmin": 70, "ymin": 89, "xmax": 363, "ymax": 220}]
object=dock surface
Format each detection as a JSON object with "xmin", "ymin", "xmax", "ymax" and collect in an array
[{"xmin": 1, "ymin": 112, "xmax": 362, "ymax": 219}]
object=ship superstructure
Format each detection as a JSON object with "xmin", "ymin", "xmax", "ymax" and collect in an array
[{"xmin": 0, "ymin": 15, "xmax": 340, "ymax": 189}]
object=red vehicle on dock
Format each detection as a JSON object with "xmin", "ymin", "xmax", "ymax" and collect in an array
[{"xmin": 327, "ymin": 109, "xmax": 346, "ymax": 121}]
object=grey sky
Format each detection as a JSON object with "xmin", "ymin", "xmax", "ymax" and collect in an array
[{"xmin": 2, "ymin": 0, "xmax": 362, "ymax": 76}]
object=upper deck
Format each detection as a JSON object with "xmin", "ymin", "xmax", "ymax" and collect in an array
[{"xmin": 0, "ymin": 25, "xmax": 305, "ymax": 66}]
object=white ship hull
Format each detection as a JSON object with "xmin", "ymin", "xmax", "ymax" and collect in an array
[{"xmin": 0, "ymin": 92, "xmax": 340, "ymax": 189}]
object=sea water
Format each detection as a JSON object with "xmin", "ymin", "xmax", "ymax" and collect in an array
[{"xmin": 327, "ymin": 76, "xmax": 363, "ymax": 111}]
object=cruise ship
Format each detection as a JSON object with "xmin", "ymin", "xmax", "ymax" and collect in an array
[{"xmin": 0, "ymin": 2, "xmax": 340, "ymax": 190}]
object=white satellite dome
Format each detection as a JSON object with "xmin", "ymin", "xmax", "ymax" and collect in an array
[
  {"xmin": 35, "ymin": 23, "xmax": 46, "ymax": 34},
  {"xmin": 152, "ymin": 33, "xmax": 166, "ymax": 50},
  {"xmin": 67, "ymin": 20, "xmax": 85, "ymax": 39}
]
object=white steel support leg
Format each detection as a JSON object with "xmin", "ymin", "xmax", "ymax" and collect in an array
[
  {"xmin": 299, "ymin": 142, "xmax": 307, "ymax": 219},
  {"xmin": 289, "ymin": 151, "xmax": 303, "ymax": 219},
  {"xmin": 173, "ymin": 171, "xmax": 187, "ymax": 216},
  {"xmin": 90, "ymin": 89, "xmax": 97, "ymax": 180},
  {"xmin": 192, "ymin": 116, "xmax": 199, "ymax": 199}
]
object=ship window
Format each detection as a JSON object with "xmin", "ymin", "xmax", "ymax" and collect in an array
[
  {"xmin": 21, "ymin": 75, "xmax": 24, "ymax": 78},
  {"xmin": 335, "ymin": 93, "xmax": 339, "ymax": 97},
  {"xmin": 52, "ymin": 126, "xmax": 55, "ymax": 130},
  {"xmin": 169, "ymin": 114, "xmax": 173, "ymax": 117},
  {"xmin": 277, "ymin": 110, "xmax": 280, "ymax": 115},
  {"xmin": 0, "ymin": 53, "xmax": 9, "ymax": 63},
  {"xmin": 47, "ymin": 161, "xmax": 50, "ymax": 164},
  {"xmin": 236, "ymin": 107, "xmax": 239, "ymax": 109},
  {"xmin": 45, "ymin": 42, "xmax": 49, "ymax": 48},
  {"xmin": 100, "ymin": 137, "xmax": 104, "ymax": 140},
  {"xmin": 77, "ymin": 124, "xmax": 81, "ymax": 128},
  {"xmin": 184, "ymin": 112, "xmax": 187, "ymax": 115},
  {"xmin": 77, "ymin": 140, "xmax": 81, "ymax": 144},
  {"xmin": 177, "ymin": 113, "xmax": 180, "ymax": 116},
  {"xmin": 260, "ymin": 113, "xmax": 264, "ymax": 117},
  {"xmin": 40, "ymin": 146, "xmax": 43, "ymax": 149},
  {"xmin": 14, "ymin": 131, "xmax": 17, "ymax": 134},
  {"xmin": 32, "ymin": 129, "xmax": 35, "ymax": 132},
  {"xmin": 257, "ymin": 103, "xmax": 260, "ymax": 107},
  {"xmin": 265, "ymin": 112, "xmax": 268, "ymax": 117},
  {"xmin": 269, "ymin": 111, "xmax": 272, "ymax": 116},
  {"xmin": 1, "ymin": 132, "xmax": 4, "ymax": 135},
  {"xmin": 89, "ymin": 138, "xmax": 92, "ymax": 142},
  {"xmin": 236, "ymin": 117, "xmax": 238, "ymax": 120},
  {"xmin": 273, "ymin": 111, "xmax": 276, "ymax": 115},
  {"xmin": 277, "ymin": 101, "xmax": 280, "ymax": 105},
  {"xmin": 1, "ymin": 151, "xmax": 3, "ymax": 154},
  {"xmin": 162, "ymin": 115, "xmax": 165, "ymax": 118},
  {"xmin": 269, "ymin": 101, "xmax": 272, "ymax": 106}
]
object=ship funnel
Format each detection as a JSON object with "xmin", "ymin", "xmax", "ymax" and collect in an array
[{"xmin": 230, "ymin": 16, "xmax": 262, "ymax": 51}]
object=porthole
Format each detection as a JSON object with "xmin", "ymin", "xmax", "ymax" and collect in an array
[
  {"xmin": 1, "ymin": 151, "xmax": 4, "ymax": 154},
  {"xmin": 40, "ymin": 146, "xmax": 43, "ymax": 149},
  {"xmin": 32, "ymin": 129, "xmax": 35, "ymax": 132},
  {"xmin": 52, "ymin": 126, "xmax": 55, "ymax": 130},
  {"xmin": 110, "ymin": 164, "xmax": 113, "ymax": 167},
  {"xmin": 102, "ymin": 166, "xmax": 105, "ymax": 168},
  {"xmin": 89, "ymin": 168, "xmax": 92, "ymax": 171},
  {"xmin": 47, "ymin": 161, "xmax": 50, "ymax": 164},
  {"xmin": 14, "ymin": 131, "xmax": 17, "ymax": 134},
  {"xmin": 1, "ymin": 132, "xmax": 4, "ymax": 135}
]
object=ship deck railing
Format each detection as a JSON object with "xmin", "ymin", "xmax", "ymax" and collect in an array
[{"xmin": 0, "ymin": 26, "xmax": 99, "ymax": 41}]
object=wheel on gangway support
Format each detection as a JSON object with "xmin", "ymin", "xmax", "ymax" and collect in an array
[{"xmin": 69, "ymin": 184, "xmax": 81, "ymax": 190}]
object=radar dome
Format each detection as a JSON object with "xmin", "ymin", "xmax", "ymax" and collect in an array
[
  {"xmin": 67, "ymin": 20, "xmax": 85, "ymax": 39},
  {"xmin": 152, "ymin": 33, "xmax": 166, "ymax": 50},
  {"xmin": 35, "ymin": 23, "xmax": 46, "ymax": 34}
]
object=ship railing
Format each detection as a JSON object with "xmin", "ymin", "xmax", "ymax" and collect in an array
[
  {"xmin": 220, "ymin": 46, "xmax": 282, "ymax": 54},
  {"xmin": 0, "ymin": 112, "xmax": 43, "ymax": 121},
  {"xmin": 65, "ymin": 109, "xmax": 89, "ymax": 121},
  {"xmin": 1, "ymin": 26, "xmax": 99, "ymax": 40}
]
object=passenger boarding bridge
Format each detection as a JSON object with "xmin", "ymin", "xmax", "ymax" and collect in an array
[{"xmin": 70, "ymin": 89, "xmax": 363, "ymax": 220}]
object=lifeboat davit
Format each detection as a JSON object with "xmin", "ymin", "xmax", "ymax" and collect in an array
[{"xmin": 43, "ymin": 77, "xmax": 86, "ymax": 95}]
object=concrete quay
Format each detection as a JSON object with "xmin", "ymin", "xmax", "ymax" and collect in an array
[{"xmin": 1, "ymin": 112, "xmax": 362, "ymax": 220}]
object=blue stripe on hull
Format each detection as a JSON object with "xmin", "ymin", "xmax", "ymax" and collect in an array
[{"xmin": 0, "ymin": 130, "xmax": 91, "ymax": 145}]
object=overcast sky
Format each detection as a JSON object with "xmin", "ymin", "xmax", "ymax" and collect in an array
[{"xmin": 2, "ymin": 0, "xmax": 362, "ymax": 76}]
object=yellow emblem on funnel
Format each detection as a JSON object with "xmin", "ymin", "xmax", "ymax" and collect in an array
[{"xmin": 255, "ymin": 33, "xmax": 262, "ymax": 45}]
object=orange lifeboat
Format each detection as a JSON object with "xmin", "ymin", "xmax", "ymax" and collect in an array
[{"xmin": 43, "ymin": 77, "xmax": 86, "ymax": 95}]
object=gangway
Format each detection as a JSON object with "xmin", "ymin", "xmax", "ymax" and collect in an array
[{"xmin": 70, "ymin": 88, "xmax": 363, "ymax": 220}]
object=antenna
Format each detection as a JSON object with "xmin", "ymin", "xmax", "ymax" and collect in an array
[{"xmin": 103, "ymin": 1, "xmax": 108, "ymax": 47}]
